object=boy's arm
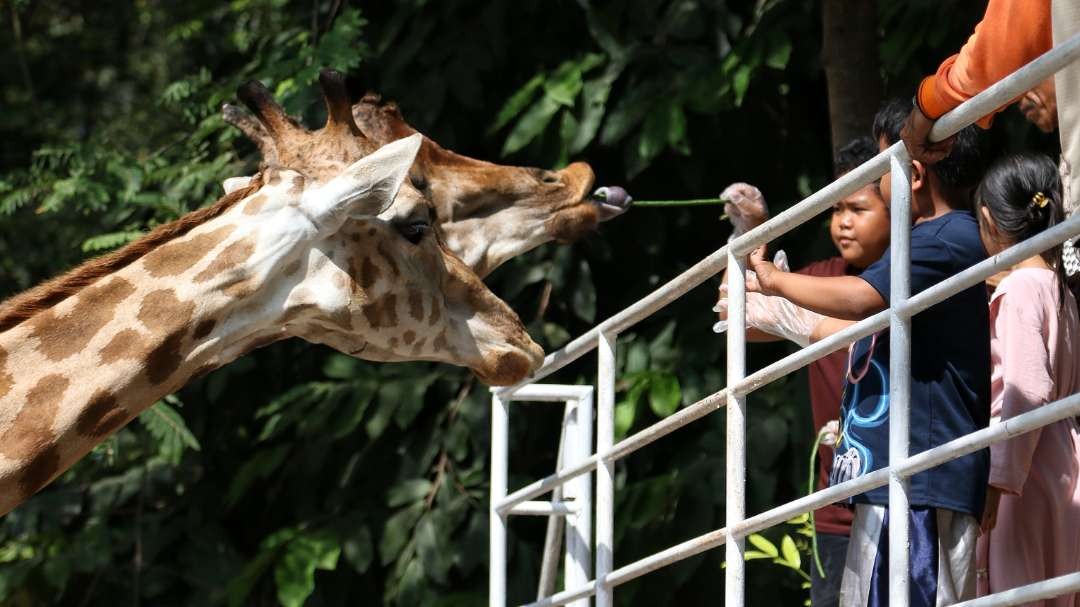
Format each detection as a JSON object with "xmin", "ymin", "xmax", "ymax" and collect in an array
[{"xmin": 747, "ymin": 246, "xmax": 886, "ymax": 320}]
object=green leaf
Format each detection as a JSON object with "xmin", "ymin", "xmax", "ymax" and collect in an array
[
  {"xmin": 747, "ymin": 534, "xmax": 778, "ymax": 558},
  {"xmin": 614, "ymin": 399, "xmax": 637, "ymax": 439},
  {"xmin": 765, "ymin": 36, "xmax": 792, "ymax": 70},
  {"xmin": 648, "ymin": 373, "xmax": 681, "ymax": 417},
  {"xmin": 225, "ymin": 445, "xmax": 290, "ymax": 507},
  {"xmin": 501, "ymin": 96, "xmax": 561, "ymax": 156},
  {"xmin": 570, "ymin": 76, "xmax": 614, "ymax": 154},
  {"xmin": 342, "ymin": 526, "xmax": 374, "ymax": 574},
  {"xmin": 274, "ymin": 531, "xmax": 340, "ymax": 607},
  {"xmin": 387, "ymin": 479, "xmax": 433, "ymax": 508},
  {"xmin": 733, "ymin": 64, "xmax": 754, "ymax": 106},
  {"xmin": 81, "ymin": 230, "xmax": 144, "ymax": 253},
  {"xmin": 780, "ymin": 535, "xmax": 801, "ymax": 570},
  {"xmin": 138, "ymin": 400, "xmax": 201, "ymax": 465},
  {"xmin": 489, "ymin": 74, "xmax": 545, "ymax": 134},
  {"xmin": 379, "ymin": 502, "xmax": 425, "ymax": 565}
]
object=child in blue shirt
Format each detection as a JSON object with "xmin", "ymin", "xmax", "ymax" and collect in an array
[{"xmin": 744, "ymin": 98, "xmax": 991, "ymax": 607}]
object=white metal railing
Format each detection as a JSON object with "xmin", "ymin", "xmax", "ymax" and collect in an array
[{"xmin": 490, "ymin": 31, "xmax": 1080, "ymax": 607}]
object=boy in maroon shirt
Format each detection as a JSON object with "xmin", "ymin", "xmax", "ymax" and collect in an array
[{"xmin": 716, "ymin": 137, "xmax": 889, "ymax": 607}]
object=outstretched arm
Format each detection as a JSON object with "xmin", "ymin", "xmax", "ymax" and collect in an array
[{"xmin": 746, "ymin": 246, "xmax": 885, "ymax": 320}]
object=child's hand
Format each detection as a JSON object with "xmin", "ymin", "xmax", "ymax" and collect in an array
[
  {"xmin": 746, "ymin": 245, "xmax": 781, "ymax": 295},
  {"xmin": 720, "ymin": 182, "xmax": 769, "ymax": 236},
  {"xmin": 980, "ymin": 486, "xmax": 1002, "ymax": 534}
]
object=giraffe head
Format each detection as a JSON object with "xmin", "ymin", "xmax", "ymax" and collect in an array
[
  {"xmin": 224, "ymin": 91, "xmax": 631, "ymax": 278},
  {"xmin": 212, "ymin": 71, "xmax": 544, "ymax": 385}
]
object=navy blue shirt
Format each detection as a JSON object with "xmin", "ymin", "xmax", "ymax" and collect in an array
[{"xmin": 829, "ymin": 211, "xmax": 991, "ymax": 516}]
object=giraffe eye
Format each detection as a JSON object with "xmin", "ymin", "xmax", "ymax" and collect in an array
[{"xmin": 397, "ymin": 219, "xmax": 431, "ymax": 244}]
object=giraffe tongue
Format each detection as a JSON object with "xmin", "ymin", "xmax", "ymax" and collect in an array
[{"xmin": 590, "ymin": 186, "xmax": 633, "ymax": 221}]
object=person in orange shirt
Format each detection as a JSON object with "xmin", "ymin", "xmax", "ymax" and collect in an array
[{"xmin": 902, "ymin": 0, "xmax": 1079, "ymax": 209}]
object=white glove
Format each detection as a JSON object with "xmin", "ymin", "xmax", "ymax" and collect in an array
[
  {"xmin": 713, "ymin": 250, "xmax": 824, "ymax": 347},
  {"xmin": 720, "ymin": 182, "xmax": 769, "ymax": 236}
]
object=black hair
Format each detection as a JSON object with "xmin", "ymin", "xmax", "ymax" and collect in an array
[
  {"xmin": 834, "ymin": 136, "xmax": 878, "ymax": 177},
  {"xmin": 975, "ymin": 153, "xmax": 1070, "ymax": 306},
  {"xmin": 872, "ymin": 97, "xmax": 989, "ymax": 194}
]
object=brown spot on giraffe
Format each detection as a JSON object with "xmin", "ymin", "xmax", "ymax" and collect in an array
[
  {"xmin": 362, "ymin": 294, "xmax": 398, "ymax": 329},
  {"xmin": 242, "ymin": 194, "xmax": 269, "ymax": 215},
  {"xmin": 428, "ymin": 294, "xmax": 442, "ymax": 327},
  {"xmin": 407, "ymin": 288, "xmax": 424, "ymax": 322},
  {"xmin": 432, "ymin": 330, "xmax": 449, "ymax": 352},
  {"xmin": 98, "ymin": 329, "xmax": 147, "ymax": 364},
  {"xmin": 388, "ymin": 337, "xmax": 399, "ymax": 349},
  {"xmin": 360, "ymin": 257, "xmax": 380, "ymax": 290},
  {"xmin": 0, "ymin": 374, "xmax": 68, "ymax": 462},
  {"xmin": 145, "ymin": 330, "xmax": 187, "ymax": 385},
  {"xmin": 192, "ymin": 319, "xmax": 217, "ymax": 340},
  {"xmin": 75, "ymin": 390, "xmax": 129, "ymax": 438},
  {"xmin": 223, "ymin": 279, "xmax": 257, "ymax": 299},
  {"xmin": 137, "ymin": 289, "xmax": 196, "ymax": 334},
  {"xmin": 403, "ymin": 330, "xmax": 416, "ymax": 345},
  {"xmin": 410, "ymin": 337, "xmax": 427, "ymax": 356},
  {"xmin": 17, "ymin": 445, "xmax": 61, "ymax": 500},
  {"xmin": 28, "ymin": 277, "xmax": 137, "ymax": 362},
  {"xmin": 366, "ymin": 228, "xmax": 376, "ymax": 237},
  {"xmin": 193, "ymin": 236, "xmax": 257, "ymax": 283},
  {"xmin": 142, "ymin": 225, "xmax": 236, "ymax": 278}
]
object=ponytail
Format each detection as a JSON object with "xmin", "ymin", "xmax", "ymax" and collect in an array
[{"xmin": 975, "ymin": 153, "xmax": 1070, "ymax": 308}]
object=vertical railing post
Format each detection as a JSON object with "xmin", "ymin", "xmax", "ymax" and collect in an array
[
  {"xmin": 888, "ymin": 147, "xmax": 913, "ymax": 606},
  {"xmin": 596, "ymin": 332, "xmax": 617, "ymax": 607},
  {"xmin": 491, "ymin": 394, "xmax": 510, "ymax": 607},
  {"xmin": 565, "ymin": 392, "xmax": 594, "ymax": 607},
  {"xmin": 725, "ymin": 248, "xmax": 747, "ymax": 607}
]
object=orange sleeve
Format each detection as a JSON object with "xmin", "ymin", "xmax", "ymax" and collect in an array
[{"xmin": 917, "ymin": 0, "xmax": 1053, "ymax": 128}]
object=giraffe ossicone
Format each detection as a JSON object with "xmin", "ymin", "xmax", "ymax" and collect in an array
[{"xmin": 0, "ymin": 70, "xmax": 544, "ymax": 515}]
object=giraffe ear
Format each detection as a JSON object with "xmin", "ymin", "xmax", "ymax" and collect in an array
[
  {"xmin": 330, "ymin": 132, "xmax": 423, "ymax": 216},
  {"xmin": 222, "ymin": 176, "xmax": 254, "ymax": 195},
  {"xmin": 303, "ymin": 133, "xmax": 423, "ymax": 228}
]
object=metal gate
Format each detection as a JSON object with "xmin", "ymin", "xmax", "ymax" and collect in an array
[{"xmin": 491, "ymin": 32, "xmax": 1080, "ymax": 607}]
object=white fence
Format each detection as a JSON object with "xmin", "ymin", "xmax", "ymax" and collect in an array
[{"xmin": 490, "ymin": 32, "xmax": 1080, "ymax": 607}]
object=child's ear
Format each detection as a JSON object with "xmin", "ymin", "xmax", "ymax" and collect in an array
[
  {"xmin": 979, "ymin": 206, "xmax": 999, "ymax": 237},
  {"xmin": 910, "ymin": 159, "xmax": 926, "ymax": 192}
]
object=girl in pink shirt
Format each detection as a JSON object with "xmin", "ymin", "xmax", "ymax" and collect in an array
[{"xmin": 975, "ymin": 153, "xmax": 1080, "ymax": 605}]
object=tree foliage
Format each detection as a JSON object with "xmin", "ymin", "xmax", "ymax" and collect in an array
[{"xmin": 0, "ymin": 0, "xmax": 1033, "ymax": 605}]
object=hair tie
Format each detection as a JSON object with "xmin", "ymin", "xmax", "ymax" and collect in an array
[{"xmin": 1031, "ymin": 191, "xmax": 1049, "ymax": 208}]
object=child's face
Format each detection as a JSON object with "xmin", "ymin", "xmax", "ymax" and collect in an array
[{"xmin": 830, "ymin": 184, "xmax": 891, "ymax": 269}]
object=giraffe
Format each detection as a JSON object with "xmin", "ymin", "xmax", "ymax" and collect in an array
[
  {"xmin": 0, "ymin": 71, "xmax": 544, "ymax": 516},
  {"xmin": 223, "ymin": 91, "xmax": 632, "ymax": 278}
]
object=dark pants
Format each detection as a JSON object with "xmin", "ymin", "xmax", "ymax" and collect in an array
[{"xmin": 811, "ymin": 531, "xmax": 850, "ymax": 607}]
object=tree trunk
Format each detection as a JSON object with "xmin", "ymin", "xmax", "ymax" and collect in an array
[{"xmin": 822, "ymin": 0, "xmax": 881, "ymax": 166}]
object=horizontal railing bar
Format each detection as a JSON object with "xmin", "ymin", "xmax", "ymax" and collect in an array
[
  {"xmin": 527, "ymin": 390, "xmax": 1080, "ymax": 605},
  {"xmin": 525, "ymin": 581, "xmax": 597, "ymax": 607},
  {"xmin": 950, "ymin": 572, "xmax": 1080, "ymax": 607},
  {"xmin": 500, "ymin": 384, "xmax": 593, "ymax": 402},
  {"xmin": 496, "ymin": 455, "xmax": 599, "ymax": 513},
  {"xmin": 508, "ymin": 501, "xmax": 577, "ymax": 516},
  {"xmin": 497, "ymin": 210, "xmax": 1080, "ymax": 513}
]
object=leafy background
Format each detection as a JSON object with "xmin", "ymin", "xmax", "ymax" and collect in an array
[{"xmin": 0, "ymin": 0, "xmax": 1056, "ymax": 605}]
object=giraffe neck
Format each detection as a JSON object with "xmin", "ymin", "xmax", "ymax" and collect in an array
[{"xmin": 0, "ymin": 206, "xmax": 303, "ymax": 515}]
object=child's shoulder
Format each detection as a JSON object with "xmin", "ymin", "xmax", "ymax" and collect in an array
[
  {"xmin": 993, "ymin": 268, "xmax": 1060, "ymax": 304},
  {"xmin": 915, "ymin": 211, "xmax": 983, "ymax": 260}
]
